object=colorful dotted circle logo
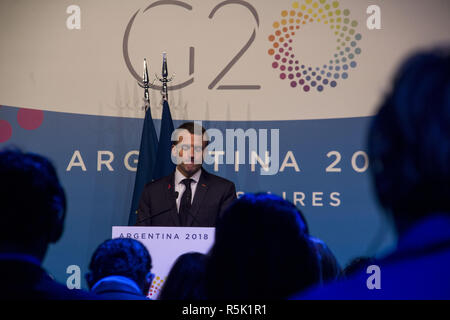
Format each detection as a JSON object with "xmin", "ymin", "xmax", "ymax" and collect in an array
[
  {"xmin": 148, "ymin": 275, "xmax": 165, "ymax": 299},
  {"xmin": 268, "ymin": 0, "xmax": 362, "ymax": 92}
]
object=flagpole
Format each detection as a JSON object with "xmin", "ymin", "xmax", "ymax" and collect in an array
[
  {"xmin": 139, "ymin": 58, "xmax": 151, "ymax": 111},
  {"xmin": 156, "ymin": 52, "xmax": 174, "ymax": 102},
  {"xmin": 128, "ymin": 58, "xmax": 159, "ymax": 226},
  {"xmin": 152, "ymin": 52, "xmax": 176, "ymax": 181}
]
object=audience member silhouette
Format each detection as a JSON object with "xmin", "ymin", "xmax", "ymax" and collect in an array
[
  {"xmin": 86, "ymin": 238, "xmax": 153, "ymax": 300},
  {"xmin": 293, "ymin": 48, "xmax": 450, "ymax": 299},
  {"xmin": 309, "ymin": 237, "xmax": 342, "ymax": 283},
  {"xmin": 158, "ymin": 252, "xmax": 208, "ymax": 300},
  {"xmin": 342, "ymin": 257, "xmax": 376, "ymax": 278},
  {"xmin": 206, "ymin": 193, "xmax": 321, "ymax": 299},
  {"xmin": 295, "ymin": 207, "xmax": 342, "ymax": 283},
  {"xmin": 0, "ymin": 149, "xmax": 96, "ymax": 299}
]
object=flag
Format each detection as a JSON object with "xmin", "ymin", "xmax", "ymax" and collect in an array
[
  {"xmin": 152, "ymin": 100, "xmax": 176, "ymax": 180},
  {"xmin": 128, "ymin": 107, "xmax": 158, "ymax": 225}
]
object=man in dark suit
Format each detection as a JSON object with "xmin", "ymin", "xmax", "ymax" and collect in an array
[
  {"xmin": 136, "ymin": 122, "xmax": 237, "ymax": 227},
  {"xmin": 86, "ymin": 238, "xmax": 153, "ymax": 300},
  {"xmin": 0, "ymin": 149, "xmax": 96, "ymax": 300}
]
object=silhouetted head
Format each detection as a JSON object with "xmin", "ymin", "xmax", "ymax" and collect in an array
[
  {"xmin": 368, "ymin": 48, "xmax": 450, "ymax": 232},
  {"xmin": 295, "ymin": 205, "xmax": 341, "ymax": 283},
  {"xmin": 206, "ymin": 193, "xmax": 320, "ymax": 299},
  {"xmin": 342, "ymin": 256, "xmax": 376, "ymax": 278},
  {"xmin": 86, "ymin": 238, "xmax": 152, "ymax": 295},
  {"xmin": 0, "ymin": 148, "xmax": 66, "ymax": 257},
  {"xmin": 158, "ymin": 252, "xmax": 207, "ymax": 300},
  {"xmin": 309, "ymin": 236, "xmax": 342, "ymax": 283}
]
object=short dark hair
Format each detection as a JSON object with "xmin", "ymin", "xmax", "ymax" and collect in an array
[
  {"xmin": 177, "ymin": 122, "xmax": 206, "ymax": 135},
  {"xmin": 172, "ymin": 122, "xmax": 208, "ymax": 147},
  {"xmin": 88, "ymin": 238, "xmax": 152, "ymax": 287},
  {"xmin": 368, "ymin": 48, "xmax": 450, "ymax": 222},
  {"xmin": 0, "ymin": 148, "xmax": 66, "ymax": 244},
  {"xmin": 158, "ymin": 252, "xmax": 207, "ymax": 300},
  {"xmin": 309, "ymin": 236, "xmax": 342, "ymax": 283},
  {"xmin": 206, "ymin": 193, "xmax": 320, "ymax": 299},
  {"xmin": 292, "ymin": 203, "xmax": 310, "ymax": 235},
  {"xmin": 343, "ymin": 257, "xmax": 376, "ymax": 278}
]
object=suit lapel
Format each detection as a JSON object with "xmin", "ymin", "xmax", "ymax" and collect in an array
[
  {"xmin": 187, "ymin": 170, "xmax": 209, "ymax": 226},
  {"xmin": 165, "ymin": 172, "xmax": 180, "ymax": 226}
]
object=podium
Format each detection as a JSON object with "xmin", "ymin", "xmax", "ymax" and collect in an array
[{"xmin": 112, "ymin": 226, "xmax": 215, "ymax": 299}]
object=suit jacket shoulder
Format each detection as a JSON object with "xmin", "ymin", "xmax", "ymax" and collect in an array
[
  {"xmin": 192, "ymin": 169, "xmax": 237, "ymax": 226},
  {"xmin": 202, "ymin": 170, "xmax": 234, "ymax": 185},
  {"xmin": 142, "ymin": 172, "xmax": 174, "ymax": 193},
  {"xmin": 136, "ymin": 172, "xmax": 177, "ymax": 226}
]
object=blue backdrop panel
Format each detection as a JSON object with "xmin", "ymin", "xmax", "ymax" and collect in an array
[{"xmin": 0, "ymin": 105, "xmax": 396, "ymax": 288}]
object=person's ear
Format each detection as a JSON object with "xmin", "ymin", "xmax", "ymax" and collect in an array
[
  {"xmin": 171, "ymin": 144, "xmax": 181, "ymax": 165},
  {"xmin": 146, "ymin": 272, "xmax": 155, "ymax": 286},
  {"xmin": 141, "ymin": 272, "xmax": 155, "ymax": 296},
  {"xmin": 171, "ymin": 144, "xmax": 177, "ymax": 155}
]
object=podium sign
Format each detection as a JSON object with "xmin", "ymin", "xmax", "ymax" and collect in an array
[{"xmin": 112, "ymin": 226, "xmax": 215, "ymax": 299}]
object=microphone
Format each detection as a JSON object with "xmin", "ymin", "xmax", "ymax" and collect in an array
[
  {"xmin": 136, "ymin": 189, "xmax": 179, "ymax": 225},
  {"xmin": 139, "ymin": 188, "xmax": 202, "ymax": 226},
  {"xmin": 135, "ymin": 207, "xmax": 172, "ymax": 225}
]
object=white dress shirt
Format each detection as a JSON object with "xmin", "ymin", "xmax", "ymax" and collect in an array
[{"xmin": 175, "ymin": 167, "xmax": 202, "ymax": 212}]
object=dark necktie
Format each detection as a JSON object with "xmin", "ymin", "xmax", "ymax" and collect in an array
[{"xmin": 179, "ymin": 178, "xmax": 194, "ymax": 226}]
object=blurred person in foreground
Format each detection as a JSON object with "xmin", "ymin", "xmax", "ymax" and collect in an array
[
  {"xmin": 206, "ymin": 193, "xmax": 321, "ymax": 299},
  {"xmin": 0, "ymin": 149, "xmax": 96, "ymax": 300},
  {"xmin": 158, "ymin": 252, "xmax": 207, "ymax": 300},
  {"xmin": 342, "ymin": 257, "xmax": 376, "ymax": 278},
  {"xmin": 293, "ymin": 48, "xmax": 450, "ymax": 299},
  {"xmin": 86, "ymin": 238, "xmax": 153, "ymax": 300},
  {"xmin": 296, "ymin": 208, "xmax": 342, "ymax": 283}
]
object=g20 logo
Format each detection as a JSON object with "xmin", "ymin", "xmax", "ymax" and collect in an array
[
  {"xmin": 122, "ymin": 0, "xmax": 362, "ymax": 93},
  {"xmin": 268, "ymin": 0, "xmax": 362, "ymax": 92},
  {"xmin": 123, "ymin": 0, "xmax": 260, "ymax": 91}
]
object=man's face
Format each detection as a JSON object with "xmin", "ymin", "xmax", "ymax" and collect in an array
[{"xmin": 172, "ymin": 131, "xmax": 206, "ymax": 177}]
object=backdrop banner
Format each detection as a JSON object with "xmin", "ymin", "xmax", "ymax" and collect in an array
[{"xmin": 1, "ymin": 0, "xmax": 449, "ymax": 288}]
